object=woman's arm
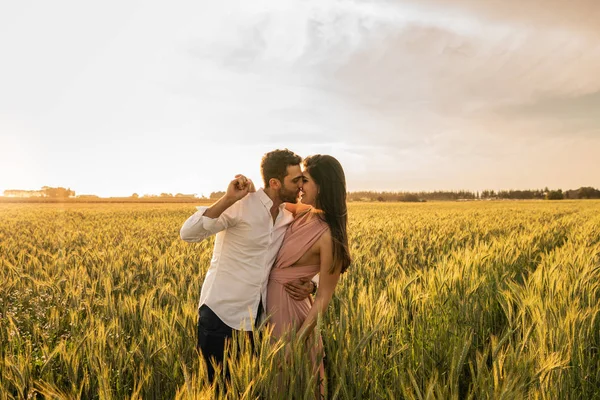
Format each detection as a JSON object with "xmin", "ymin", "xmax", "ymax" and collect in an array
[
  {"xmin": 297, "ymin": 230, "xmax": 341, "ymax": 342},
  {"xmin": 284, "ymin": 202, "xmax": 312, "ymax": 217}
]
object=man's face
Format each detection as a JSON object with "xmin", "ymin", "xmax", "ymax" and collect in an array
[{"xmin": 279, "ymin": 165, "xmax": 303, "ymax": 203}]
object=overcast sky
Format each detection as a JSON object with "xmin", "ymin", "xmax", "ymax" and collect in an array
[{"xmin": 1, "ymin": 0, "xmax": 599, "ymax": 197}]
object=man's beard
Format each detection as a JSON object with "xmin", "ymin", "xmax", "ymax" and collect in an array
[{"xmin": 279, "ymin": 187, "xmax": 298, "ymax": 203}]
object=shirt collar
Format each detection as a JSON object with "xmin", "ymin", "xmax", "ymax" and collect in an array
[
  {"xmin": 257, "ymin": 188, "xmax": 287, "ymax": 211},
  {"xmin": 257, "ymin": 188, "xmax": 273, "ymax": 208}
]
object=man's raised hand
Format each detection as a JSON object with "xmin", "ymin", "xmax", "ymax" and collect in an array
[
  {"xmin": 226, "ymin": 174, "xmax": 255, "ymax": 201},
  {"xmin": 236, "ymin": 174, "xmax": 256, "ymax": 193}
]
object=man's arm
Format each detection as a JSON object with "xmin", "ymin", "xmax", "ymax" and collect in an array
[{"xmin": 180, "ymin": 175, "xmax": 254, "ymax": 242}]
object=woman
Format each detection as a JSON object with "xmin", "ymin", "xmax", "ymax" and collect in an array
[{"xmin": 266, "ymin": 154, "xmax": 351, "ymax": 393}]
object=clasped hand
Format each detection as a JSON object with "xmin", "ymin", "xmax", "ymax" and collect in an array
[{"xmin": 226, "ymin": 174, "xmax": 256, "ymax": 201}]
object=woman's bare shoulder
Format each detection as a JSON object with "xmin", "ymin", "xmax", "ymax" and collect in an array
[{"xmin": 318, "ymin": 226, "xmax": 332, "ymax": 245}]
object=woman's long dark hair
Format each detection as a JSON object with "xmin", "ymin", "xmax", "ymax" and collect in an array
[{"xmin": 304, "ymin": 155, "xmax": 351, "ymax": 274}]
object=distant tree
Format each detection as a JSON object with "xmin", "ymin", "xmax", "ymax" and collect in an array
[
  {"xmin": 41, "ymin": 186, "xmax": 75, "ymax": 198},
  {"xmin": 578, "ymin": 187, "xmax": 600, "ymax": 199},
  {"xmin": 377, "ymin": 196, "xmax": 385, "ymax": 202},
  {"xmin": 210, "ymin": 191, "xmax": 226, "ymax": 199},
  {"xmin": 399, "ymin": 193, "xmax": 420, "ymax": 202},
  {"xmin": 160, "ymin": 193, "xmax": 173, "ymax": 198},
  {"xmin": 481, "ymin": 189, "xmax": 498, "ymax": 199},
  {"xmin": 131, "ymin": 193, "xmax": 139, "ymax": 199},
  {"xmin": 497, "ymin": 189, "xmax": 542, "ymax": 200},
  {"xmin": 546, "ymin": 189, "xmax": 564, "ymax": 200}
]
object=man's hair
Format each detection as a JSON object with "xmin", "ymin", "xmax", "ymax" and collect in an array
[{"xmin": 261, "ymin": 149, "xmax": 302, "ymax": 187}]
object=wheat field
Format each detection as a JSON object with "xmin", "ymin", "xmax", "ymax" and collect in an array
[{"xmin": 1, "ymin": 201, "xmax": 599, "ymax": 399}]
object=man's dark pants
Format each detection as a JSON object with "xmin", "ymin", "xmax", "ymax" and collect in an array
[{"xmin": 197, "ymin": 303, "xmax": 262, "ymax": 382}]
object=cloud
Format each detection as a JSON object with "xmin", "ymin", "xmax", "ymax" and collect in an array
[
  {"xmin": 415, "ymin": 0, "xmax": 600, "ymax": 37},
  {"xmin": 178, "ymin": 0, "xmax": 600, "ymax": 193},
  {"xmin": 494, "ymin": 90, "xmax": 600, "ymax": 137},
  {"xmin": 4, "ymin": 0, "xmax": 598, "ymax": 194},
  {"xmin": 327, "ymin": 5, "xmax": 600, "ymax": 108},
  {"xmin": 188, "ymin": 0, "xmax": 600, "ymax": 142}
]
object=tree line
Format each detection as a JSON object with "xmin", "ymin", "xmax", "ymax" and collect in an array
[
  {"xmin": 2, "ymin": 187, "xmax": 75, "ymax": 198},
  {"xmin": 347, "ymin": 187, "xmax": 600, "ymax": 202},
  {"xmin": 4, "ymin": 186, "xmax": 600, "ymax": 202}
]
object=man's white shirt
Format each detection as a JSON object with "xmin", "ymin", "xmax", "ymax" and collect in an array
[{"xmin": 180, "ymin": 189, "xmax": 294, "ymax": 331}]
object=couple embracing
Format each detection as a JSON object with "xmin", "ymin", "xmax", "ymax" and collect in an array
[{"xmin": 180, "ymin": 149, "xmax": 350, "ymax": 392}]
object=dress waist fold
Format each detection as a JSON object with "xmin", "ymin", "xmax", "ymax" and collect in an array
[{"xmin": 269, "ymin": 265, "xmax": 319, "ymax": 284}]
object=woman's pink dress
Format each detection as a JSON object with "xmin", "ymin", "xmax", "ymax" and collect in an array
[{"xmin": 266, "ymin": 209, "xmax": 328, "ymax": 381}]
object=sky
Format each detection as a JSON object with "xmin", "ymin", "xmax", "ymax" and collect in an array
[{"xmin": 1, "ymin": 0, "xmax": 599, "ymax": 197}]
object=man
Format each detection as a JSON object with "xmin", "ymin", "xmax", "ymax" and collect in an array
[{"xmin": 180, "ymin": 149, "xmax": 316, "ymax": 381}]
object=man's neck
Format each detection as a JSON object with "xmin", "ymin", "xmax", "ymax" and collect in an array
[{"xmin": 264, "ymin": 187, "xmax": 283, "ymax": 221}]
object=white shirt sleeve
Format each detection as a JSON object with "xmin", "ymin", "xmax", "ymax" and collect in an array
[
  {"xmin": 179, "ymin": 202, "xmax": 241, "ymax": 242},
  {"xmin": 311, "ymin": 274, "xmax": 320, "ymax": 287}
]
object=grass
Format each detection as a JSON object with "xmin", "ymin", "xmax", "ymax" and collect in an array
[{"xmin": 1, "ymin": 201, "xmax": 599, "ymax": 399}]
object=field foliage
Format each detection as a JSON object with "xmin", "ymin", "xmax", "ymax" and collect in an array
[{"xmin": 1, "ymin": 201, "xmax": 599, "ymax": 399}]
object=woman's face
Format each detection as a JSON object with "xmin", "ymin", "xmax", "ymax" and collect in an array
[{"xmin": 299, "ymin": 170, "xmax": 319, "ymax": 207}]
